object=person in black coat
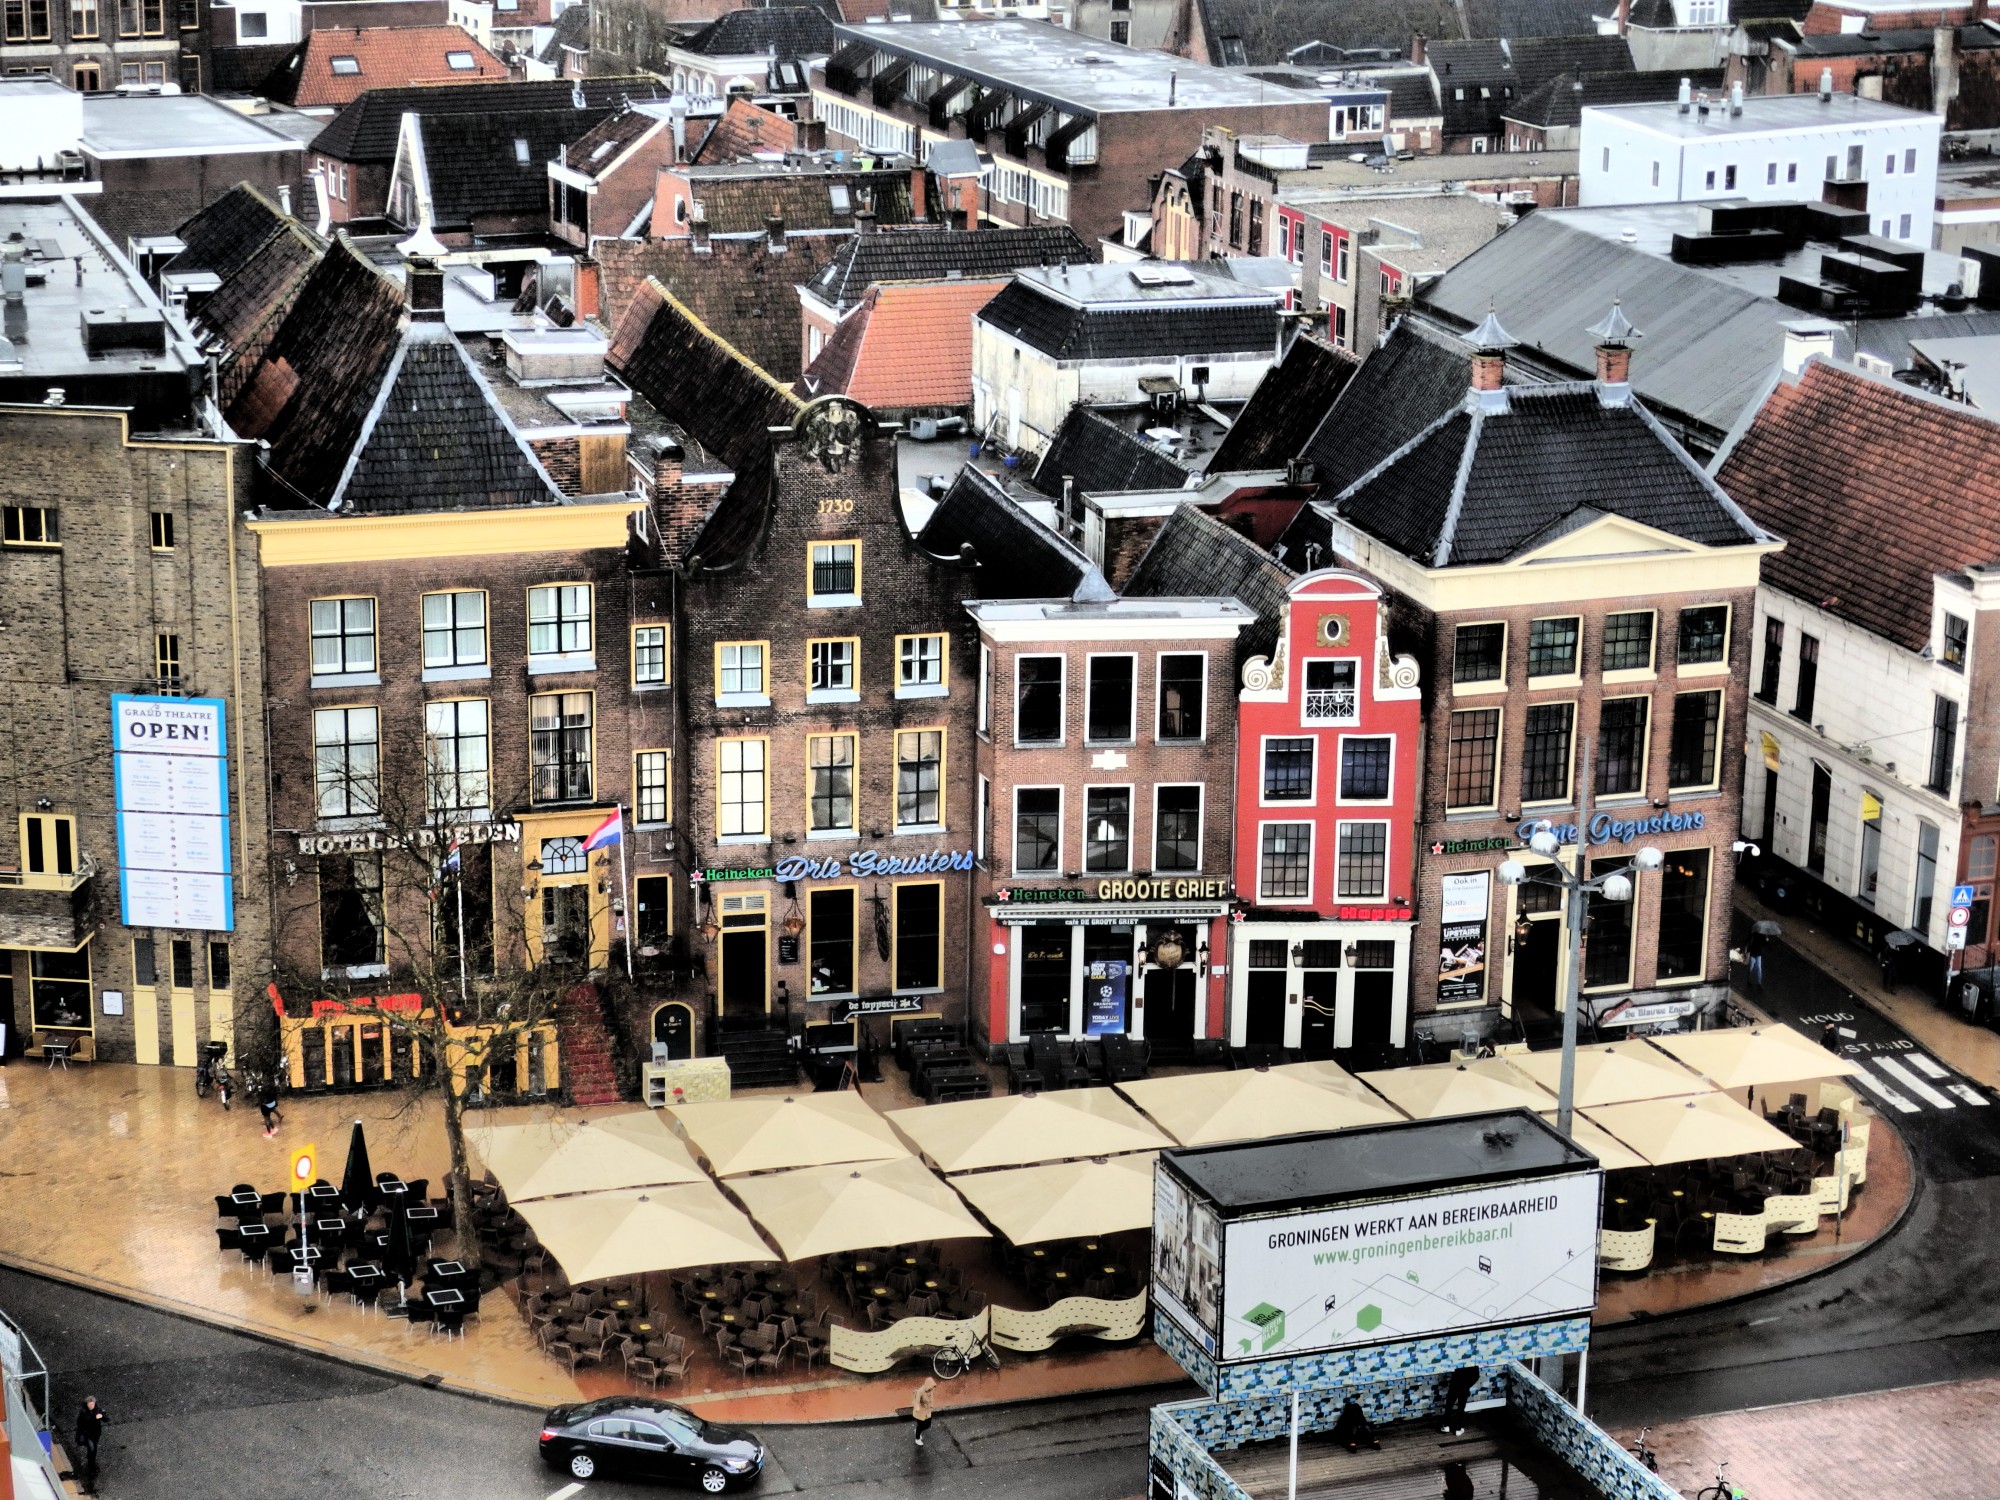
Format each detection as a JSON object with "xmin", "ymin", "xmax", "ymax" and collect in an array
[
  {"xmin": 1330, "ymin": 1396, "xmax": 1380, "ymax": 1452},
  {"xmin": 74, "ymin": 1396, "xmax": 108, "ymax": 1492},
  {"xmin": 1440, "ymin": 1366, "xmax": 1479, "ymax": 1435}
]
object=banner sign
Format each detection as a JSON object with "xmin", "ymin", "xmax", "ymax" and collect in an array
[
  {"xmin": 1086, "ymin": 959, "xmax": 1130, "ymax": 1035},
  {"xmin": 113, "ymin": 695, "xmax": 234, "ymax": 931},
  {"xmin": 1437, "ymin": 872, "xmax": 1489, "ymax": 1003}
]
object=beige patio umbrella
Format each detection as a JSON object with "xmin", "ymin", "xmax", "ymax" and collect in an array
[
  {"xmin": 1357, "ymin": 1057, "xmax": 1550, "ymax": 1119},
  {"xmin": 513, "ymin": 1184, "xmax": 775, "ymax": 1283},
  {"xmin": 948, "ymin": 1153, "xmax": 1159, "ymax": 1244},
  {"xmin": 667, "ymin": 1092, "xmax": 910, "ymax": 1178},
  {"xmin": 467, "ymin": 1111, "xmax": 708, "ymax": 1202},
  {"xmin": 1509, "ymin": 1040, "xmax": 1715, "ymax": 1110},
  {"xmin": 888, "ymin": 1088, "xmax": 1173, "ymax": 1174},
  {"xmin": 1584, "ymin": 1093, "xmax": 1802, "ymax": 1167},
  {"xmin": 1118, "ymin": 1062, "xmax": 1405, "ymax": 1146},
  {"xmin": 1647, "ymin": 1026, "xmax": 1864, "ymax": 1090},
  {"xmin": 728, "ymin": 1156, "xmax": 989, "ymax": 1262},
  {"xmin": 1537, "ymin": 1111, "xmax": 1651, "ymax": 1173}
]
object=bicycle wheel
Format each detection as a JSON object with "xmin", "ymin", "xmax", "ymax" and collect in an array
[
  {"xmin": 931, "ymin": 1349, "xmax": 963, "ymax": 1381},
  {"xmin": 195, "ymin": 1070, "xmax": 211, "ymax": 1099},
  {"xmin": 982, "ymin": 1341, "xmax": 1001, "ymax": 1371}
]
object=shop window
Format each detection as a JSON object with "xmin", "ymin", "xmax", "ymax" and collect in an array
[
  {"xmin": 1929, "ymin": 695, "xmax": 1960, "ymax": 794},
  {"xmin": 319, "ymin": 853, "xmax": 384, "ymax": 971},
  {"xmin": 1339, "ymin": 737, "xmax": 1392, "ymax": 801},
  {"xmin": 1453, "ymin": 622, "xmax": 1505, "ymax": 685},
  {"xmin": 1914, "ymin": 820, "xmax": 1940, "ymax": 932},
  {"xmin": 1677, "ymin": 605, "xmax": 1728, "ymax": 667},
  {"xmin": 1596, "ymin": 698, "xmax": 1650, "ymax": 797},
  {"xmin": 209, "ymin": 941, "xmax": 231, "ymax": 990},
  {"xmin": 1014, "ymin": 787, "xmax": 1061, "ymax": 872},
  {"xmin": 30, "ymin": 948, "xmax": 90, "ymax": 1030},
  {"xmin": 1262, "ymin": 737, "xmax": 1314, "ymax": 800},
  {"xmin": 1086, "ymin": 655, "xmax": 1136, "ymax": 742},
  {"xmin": 314, "ymin": 707, "xmax": 379, "ymax": 819},
  {"xmin": 892, "ymin": 882, "xmax": 943, "ymax": 991},
  {"xmin": 1154, "ymin": 785, "xmax": 1201, "ymax": 871},
  {"xmin": 1756, "ymin": 618, "xmax": 1783, "ymax": 703},
  {"xmin": 530, "ymin": 691, "xmax": 593, "ymax": 802},
  {"xmin": 1942, "ymin": 613, "xmax": 1968, "ymax": 672},
  {"xmin": 1084, "ymin": 788, "xmax": 1131, "ymax": 873},
  {"xmin": 1527, "ymin": 617, "xmax": 1580, "ymax": 678},
  {"xmin": 808, "ymin": 541, "xmax": 861, "ymax": 605},
  {"xmin": 1445, "ymin": 709, "xmax": 1500, "ymax": 810},
  {"xmin": 1790, "ymin": 634, "xmax": 1818, "ymax": 720},
  {"xmin": 1157, "ymin": 653, "xmax": 1205, "ymax": 740},
  {"xmin": 1302, "ymin": 660, "xmax": 1358, "ymax": 724},
  {"xmin": 1259, "ymin": 822, "xmax": 1312, "ymax": 901},
  {"xmin": 1584, "ymin": 856, "xmax": 1633, "ymax": 988},
  {"xmin": 633, "ymin": 625, "xmax": 669, "ymax": 686},
  {"xmin": 1521, "ymin": 703, "xmax": 1575, "ymax": 803},
  {"xmin": 635, "ymin": 750, "xmax": 670, "ymax": 826},
  {"xmin": 718, "ymin": 738, "xmax": 768, "ymax": 838},
  {"xmin": 895, "ymin": 730, "xmax": 943, "ymax": 829},
  {"xmin": 636, "ymin": 876, "xmax": 672, "ymax": 950},
  {"xmin": 424, "ymin": 699, "xmax": 490, "ymax": 813},
  {"xmin": 1603, "ymin": 612, "xmax": 1655, "ymax": 673},
  {"xmin": 309, "ymin": 597, "xmax": 376, "ymax": 677},
  {"xmin": 1335, "ymin": 821, "xmax": 1388, "ymax": 900},
  {"xmin": 423, "ymin": 590, "xmax": 487, "ymax": 670},
  {"xmin": 1655, "ymin": 849, "xmax": 1712, "ymax": 981},
  {"xmin": 1807, "ymin": 761, "xmax": 1831, "ymax": 876},
  {"xmin": 1016, "ymin": 656, "xmax": 1064, "ymax": 743},
  {"xmin": 808, "ymin": 887, "xmax": 856, "ymax": 996},
  {"xmin": 1667, "ymin": 691, "xmax": 1721, "ymax": 790},
  {"xmin": 132, "ymin": 937, "xmax": 156, "ymax": 986},
  {"xmin": 1350, "ymin": 940, "xmax": 1395, "ymax": 969},
  {"xmin": 1018, "ymin": 924, "xmax": 1073, "ymax": 1035},
  {"xmin": 1298, "ymin": 939, "xmax": 1341, "ymax": 969}
]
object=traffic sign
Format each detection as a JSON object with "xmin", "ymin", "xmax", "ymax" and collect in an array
[
  {"xmin": 289, "ymin": 1143, "xmax": 318, "ymax": 1189},
  {"xmin": 1948, "ymin": 926, "xmax": 1969, "ymax": 951},
  {"xmin": 1952, "ymin": 884, "xmax": 1977, "ymax": 909},
  {"xmin": 1951, "ymin": 906, "xmax": 1972, "ymax": 927}
]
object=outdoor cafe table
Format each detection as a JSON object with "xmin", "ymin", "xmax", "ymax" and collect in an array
[
  {"xmin": 236, "ymin": 1223, "xmax": 273, "ymax": 1247},
  {"xmin": 277, "ymin": 1246, "xmax": 324, "ymax": 1273},
  {"xmin": 429, "ymin": 1260, "xmax": 470, "ymax": 1283},
  {"xmin": 302, "ymin": 1184, "xmax": 342, "ymax": 1211},
  {"xmin": 404, "ymin": 1205, "xmax": 441, "ymax": 1228},
  {"xmin": 227, "ymin": 1189, "xmax": 263, "ymax": 1214},
  {"xmin": 347, "ymin": 1263, "xmax": 386, "ymax": 1287}
]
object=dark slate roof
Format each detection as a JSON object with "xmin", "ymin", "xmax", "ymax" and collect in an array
[
  {"xmin": 311, "ymin": 76, "xmax": 666, "ymax": 165},
  {"xmin": 1497, "ymin": 0, "xmax": 1606, "ymax": 36},
  {"xmin": 562, "ymin": 106, "xmax": 662, "ymax": 177},
  {"xmin": 804, "ymin": 224, "xmax": 1091, "ymax": 309},
  {"xmin": 1209, "ymin": 334, "xmax": 1359, "ymax": 473},
  {"xmin": 540, "ymin": 1, "xmax": 590, "ymax": 63},
  {"xmin": 331, "ymin": 321, "xmax": 561, "ymax": 513},
  {"xmin": 684, "ymin": 171, "xmax": 913, "ymax": 235},
  {"xmin": 1330, "ymin": 384, "xmax": 1765, "ymax": 567},
  {"xmin": 1028, "ymin": 407, "xmax": 1195, "ymax": 498},
  {"xmin": 679, "ymin": 5, "xmax": 836, "ymax": 57},
  {"xmin": 1504, "ymin": 67, "xmax": 1718, "ymax": 129},
  {"xmin": 1387, "ymin": 71, "xmax": 1441, "ymax": 120},
  {"xmin": 193, "ymin": 226, "xmax": 323, "ymax": 408},
  {"xmin": 166, "ymin": 183, "xmax": 297, "ymax": 280},
  {"xmin": 1194, "ymin": 0, "xmax": 1468, "ymax": 67},
  {"xmin": 916, "ymin": 463, "xmax": 1106, "ymax": 601},
  {"xmin": 418, "ymin": 107, "xmax": 616, "ymax": 224},
  {"xmin": 977, "ymin": 280, "xmax": 1279, "ymax": 362},
  {"xmin": 229, "ymin": 238, "xmax": 406, "ymax": 509},
  {"xmin": 1731, "ymin": 0, "xmax": 1812, "ymax": 22},
  {"xmin": 607, "ymin": 275, "xmax": 804, "ymax": 474},
  {"xmin": 1124, "ymin": 504, "xmax": 1295, "ymax": 665},
  {"xmin": 1300, "ymin": 317, "xmax": 1478, "ymax": 497},
  {"xmin": 1429, "ymin": 34, "xmax": 1632, "ymax": 136},
  {"xmin": 209, "ymin": 42, "xmax": 299, "ymax": 95}
]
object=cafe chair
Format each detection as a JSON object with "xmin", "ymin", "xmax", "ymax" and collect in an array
[
  {"xmin": 657, "ymin": 1349, "xmax": 696, "ymax": 1386},
  {"xmin": 628, "ymin": 1355, "xmax": 662, "ymax": 1390}
]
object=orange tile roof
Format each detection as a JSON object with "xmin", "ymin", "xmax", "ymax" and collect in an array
[
  {"xmin": 290, "ymin": 26, "xmax": 509, "ymax": 108},
  {"xmin": 796, "ymin": 277, "xmax": 1006, "ymax": 410}
]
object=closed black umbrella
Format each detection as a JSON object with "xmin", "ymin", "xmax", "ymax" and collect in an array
[
  {"xmin": 339, "ymin": 1119, "xmax": 374, "ymax": 1212},
  {"xmin": 383, "ymin": 1199, "xmax": 417, "ymax": 1311}
]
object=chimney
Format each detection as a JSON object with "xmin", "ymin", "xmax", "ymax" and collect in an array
[
  {"xmin": 1411, "ymin": 30, "xmax": 1427, "ymax": 63},
  {"xmin": 854, "ymin": 208, "xmax": 877, "ymax": 234},
  {"xmin": 1464, "ymin": 307, "xmax": 1516, "ymax": 404},
  {"xmin": 767, "ymin": 213, "xmax": 787, "ymax": 253},
  {"xmin": 911, "ymin": 162, "xmax": 928, "ymax": 221},
  {"xmin": 670, "ymin": 99, "xmax": 688, "ymax": 161},
  {"xmin": 1781, "ymin": 317, "xmax": 1837, "ymax": 375},
  {"xmin": 1613, "ymin": 0, "xmax": 1629, "ymax": 35},
  {"xmin": 277, "ymin": 183, "xmax": 293, "ymax": 217},
  {"xmin": 1678, "ymin": 77, "xmax": 1692, "ymax": 113},
  {"xmin": 1729, "ymin": 80, "xmax": 1743, "ymax": 115},
  {"xmin": 690, "ymin": 209, "xmax": 711, "ymax": 253},
  {"xmin": 407, "ymin": 257, "xmax": 445, "ymax": 322},
  {"xmin": 1819, "ymin": 66, "xmax": 1834, "ymax": 101},
  {"xmin": 1586, "ymin": 299, "xmax": 1640, "ymax": 402},
  {"xmin": 1935, "ymin": 24, "xmax": 1959, "ymax": 118}
]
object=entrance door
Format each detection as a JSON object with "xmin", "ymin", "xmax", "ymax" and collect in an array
[
  {"xmin": 1300, "ymin": 969, "xmax": 1339, "ymax": 1059},
  {"xmin": 1017, "ymin": 924, "xmax": 1073, "ymax": 1036},
  {"xmin": 1144, "ymin": 967, "xmax": 1197, "ymax": 1043},
  {"xmin": 542, "ymin": 885, "xmax": 591, "ymax": 966},
  {"xmin": 1243, "ymin": 970, "xmax": 1287, "ymax": 1046},
  {"xmin": 1350, "ymin": 971, "xmax": 1395, "ymax": 1053},
  {"xmin": 653, "ymin": 1002, "xmax": 695, "ymax": 1059},
  {"xmin": 1510, "ymin": 918, "xmax": 1561, "ymax": 1026},
  {"xmin": 720, "ymin": 930, "xmax": 767, "ymax": 1016}
]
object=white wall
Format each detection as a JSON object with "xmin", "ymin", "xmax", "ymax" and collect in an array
[{"xmin": 0, "ymin": 82, "xmax": 82, "ymax": 169}]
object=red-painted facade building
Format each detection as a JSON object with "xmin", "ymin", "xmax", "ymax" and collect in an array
[{"xmin": 1226, "ymin": 570, "xmax": 1424, "ymax": 1063}]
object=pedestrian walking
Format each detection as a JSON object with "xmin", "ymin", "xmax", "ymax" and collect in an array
[
  {"xmin": 258, "ymin": 1077, "xmax": 283, "ymax": 1138},
  {"xmin": 74, "ymin": 1395, "xmax": 107, "ymax": 1492},
  {"xmin": 910, "ymin": 1375, "xmax": 937, "ymax": 1448},
  {"xmin": 1746, "ymin": 930, "xmax": 1767, "ymax": 991},
  {"xmin": 1439, "ymin": 1366, "xmax": 1478, "ymax": 1436}
]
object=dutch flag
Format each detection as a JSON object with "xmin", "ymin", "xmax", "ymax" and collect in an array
[{"xmin": 582, "ymin": 809, "xmax": 624, "ymax": 852}]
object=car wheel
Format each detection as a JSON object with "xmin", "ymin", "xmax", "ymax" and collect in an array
[
  {"xmin": 568, "ymin": 1451, "xmax": 597, "ymax": 1480},
  {"xmin": 699, "ymin": 1466, "xmax": 729, "ymax": 1493}
]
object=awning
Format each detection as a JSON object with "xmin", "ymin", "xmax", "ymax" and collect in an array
[
  {"xmin": 1355, "ymin": 1058, "xmax": 1550, "ymax": 1119},
  {"xmin": 468, "ymin": 1111, "xmax": 708, "ymax": 1201},
  {"xmin": 888, "ymin": 1088, "xmax": 1173, "ymax": 1174},
  {"xmin": 1584, "ymin": 1093, "xmax": 1802, "ymax": 1167},
  {"xmin": 513, "ymin": 1184, "xmax": 775, "ymax": 1282},
  {"xmin": 1647, "ymin": 1025, "xmax": 1864, "ymax": 1090},
  {"xmin": 728, "ymin": 1156, "xmax": 989, "ymax": 1262},
  {"xmin": 1538, "ymin": 1111, "xmax": 1650, "ymax": 1172},
  {"xmin": 1117, "ymin": 1061, "xmax": 1404, "ymax": 1146},
  {"xmin": 1507, "ymin": 1040, "xmax": 1715, "ymax": 1109},
  {"xmin": 667, "ymin": 1092, "xmax": 910, "ymax": 1178},
  {"xmin": 948, "ymin": 1154, "xmax": 1159, "ymax": 1244}
]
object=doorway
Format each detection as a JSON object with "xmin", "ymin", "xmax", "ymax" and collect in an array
[
  {"xmin": 542, "ymin": 884, "xmax": 591, "ymax": 966},
  {"xmin": 1300, "ymin": 968, "xmax": 1338, "ymax": 1059},
  {"xmin": 1144, "ymin": 967, "xmax": 1197, "ymax": 1044},
  {"xmin": 1017, "ymin": 924, "xmax": 1072, "ymax": 1036},
  {"xmin": 1350, "ymin": 971, "xmax": 1395, "ymax": 1052},
  {"xmin": 652, "ymin": 1001, "xmax": 695, "ymax": 1058},
  {"xmin": 1510, "ymin": 917, "xmax": 1561, "ymax": 1029}
]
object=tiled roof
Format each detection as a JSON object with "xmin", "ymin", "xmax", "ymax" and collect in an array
[
  {"xmin": 595, "ymin": 235, "xmax": 847, "ymax": 381},
  {"xmin": 1429, "ymin": 34, "xmax": 1633, "ymax": 137},
  {"xmin": 794, "ymin": 278, "xmax": 1005, "ymax": 409},
  {"xmin": 679, "ymin": 5, "xmax": 837, "ymax": 57},
  {"xmin": 1027, "ymin": 407, "xmax": 1194, "ymax": 499},
  {"xmin": 1504, "ymin": 67, "xmax": 1718, "ymax": 129},
  {"xmin": 1714, "ymin": 362, "xmax": 2000, "ymax": 651},
  {"xmin": 804, "ymin": 224, "xmax": 1090, "ymax": 309},
  {"xmin": 977, "ymin": 280, "xmax": 1280, "ymax": 363},
  {"xmin": 209, "ymin": 42, "xmax": 299, "ymax": 95},
  {"xmin": 916, "ymin": 463, "xmax": 1108, "ymax": 601},
  {"xmin": 607, "ymin": 275, "xmax": 804, "ymax": 475},
  {"xmin": 540, "ymin": 1, "xmax": 590, "ymax": 63},
  {"xmin": 562, "ymin": 105, "xmax": 663, "ymax": 178},
  {"xmin": 165, "ymin": 183, "xmax": 296, "ymax": 280},
  {"xmin": 417, "ymin": 107, "xmax": 616, "ymax": 223},
  {"xmin": 312, "ymin": 76, "xmax": 666, "ymax": 163},
  {"xmin": 229, "ymin": 239, "xmax": 406, "ymax": 508},
  {"xmin": 1194, "ymin": 0, "xmax": 1465, "ymax": 66},
  {"xmin": 1124, "ymin": 504, "xmax": 1295, "ymax": 663},
  {"xmin": 191, "ymin": 226, "xmax": 323, "ymax": 409},
  {"xmin": 692, "ymin": 97, "xmax": 804, "ymax": 163},
  {"xmin": 1331, "ymin": 384, "xmax": 1764, "ymax": 567},
  {"xmin": 277, "ymin": 26, "xmax": 509, "ymax": 109},
  {"xmin": 1208, "ymin": 333, "xmax": 1358, "ymax": 473},
  {"xmin": 1300, "ymin": 316, "xmax": 1495, "ymax": 496},
  {"xmin": 684, "ymin": 171, "xmax": 913, "ymax": 235},
  {"xmin": 1387, "ymin": 71, "xmax": 1441, "ymax": 120},
  {"xmin": 331, "ymin": 321, "xmax": 561, "ymax": 513}
]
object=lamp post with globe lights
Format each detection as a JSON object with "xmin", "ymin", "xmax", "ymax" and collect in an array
[{"xmin": 1494, "ymin": 737, "xmax": 1664, "ymax": 1137}]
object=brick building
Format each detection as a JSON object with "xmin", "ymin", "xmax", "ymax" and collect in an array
[
  {"xmin": 0, "ymin": 0, "xmax": 202, "ymax": 91},
  {"xmin": 1279, "ymin": 312, "xmax": 1779, "ymax": 1039},
  {"xmin": 548, "ymin": 103, "xmax": 682, "ymax": 250}
]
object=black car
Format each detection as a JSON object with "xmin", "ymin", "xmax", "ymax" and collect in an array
[{"xmin": 539, "ymin": 1398, "xmax": 766, "ymax": 1491}]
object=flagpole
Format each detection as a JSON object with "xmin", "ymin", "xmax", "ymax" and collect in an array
[
  {"xmin": 454, "ymin": 849, "xmax": 469, "ymax": 1005},
  {"xmin": 616, "ymin": 804, "xmax": 634, "ymax": 981}
]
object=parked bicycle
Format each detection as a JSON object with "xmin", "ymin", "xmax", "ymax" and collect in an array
[
  {"xmin": 195, "ymin": 1042, "xmax": 233, "ymax": 1109},
  {"xmin": 1694, "ymin": 1459, "xmax": 1748, "ymax": 1500},
  {"xmin": 1627, "ymin": 1427, "xmax": 1657, "ymax": 1473},
  {"xmin": 930, "ymin": 1328, "xmax": 1000, "ymax": 1380}
]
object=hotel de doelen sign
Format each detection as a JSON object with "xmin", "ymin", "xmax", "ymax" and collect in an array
[{"xmin": 1215, "ymin": 1174, "xmax": 1601, "ymax": 1360}]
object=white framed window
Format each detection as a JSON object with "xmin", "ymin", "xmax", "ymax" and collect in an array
[
  {"xmin": 1338, "ymin": 735, "xmax": 1394, "ymax": 803},
  {"xmin": 1083, "ymin": 786, "xmax": 1133, "ymax": 873},
  {"xmin": 808, "ymin": 637, "xmax": 859, "ymax": 702},
  {"xmin": 1014, "ymin": 786, "xmax": 1062, "ymax": 873},
  {"xmin": 897, "ymin": 633, "xmax": 948, "ymax": 698},
  {"xmin": 1301, "ymin": 658, "xmax": 1359, "ymax": 724},
  {"xmin": 1258, "ymin": 821, "xmax": 1312, "ymax": 902},
  {"xmin": 977, "ymin": 644, "xmax": 993, "ymax": 734},
  {"xmin": 633, "ymin": 624, "xmax": 668, "ymax": 687},
  {"xmin": 1261, "ymin": 736, "xmax": 1316, "ymax": 803},
  {"xmin": 1336, "ymin": 820, "xmax": 1390, "ymax": 899},
  {"xmin": 423, "ymin": 699, "xmax": 489, "ymax": 813},
  {"xmin": 718, "ymin": 738, "xmax": 768, "ymax": 839},
  {"xmin": 716, "ymin": 641, "xmax": 769, "ymax": 706},
  {"xmin": 527, "ymin": 584, "xmax": 593, "ymax": 670},
  {"xmin": 313, "ymin": 707, "xmax": 379, "ymax": 819},
  {"xmin": 1153, "ymin": 784, "xmax": 1202, "ymax": 871},
  {"xmin": 1156, "ymin": 651, "xmax": 1207, "ymax": 742},
  {"xmin": 310, "ymin": 597, "xmax": 376, "ymax": 680},
  {"xmin": 1015, "ymin": 654, "xmax": 1065, "ymax": 745},
  {"xmin": 1085, "ymin": 653, "xmax": 1137, "ymax": 743},
  {"xmin": 808, "ymin": 540, "xmax": 861, "ymax": 607},
  {"xmin": 422, "ymin": 589, "xmax": 486, "ymax": 678}
]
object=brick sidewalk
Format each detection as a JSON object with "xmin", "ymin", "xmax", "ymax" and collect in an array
[{"xmin": 1614, "ymin": 1376, "xmax": 2000, "ymax": 1500}]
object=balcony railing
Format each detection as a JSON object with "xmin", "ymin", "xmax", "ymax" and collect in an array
[
  {"xmin": 1302, "ymin": 688, "xmax": 1358, "ymax": 724},
  {"xmin": 0, "ymin": 855, "xmax": 97, "ymax": 893},
  {"xmin": 0, "ymin": 857, "xmax": 97, "ymax": 950}
]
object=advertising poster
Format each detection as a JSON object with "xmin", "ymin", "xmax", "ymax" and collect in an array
[
  {"xmin": 1152, "ymin": 1165, "xmax": 1223, "ymax": 1354},
  {"xmin": 1217, "ymin": 1173, "xmax": 1601, "ymax": 1361},
  {"xmin": 112, "ymin": 695, "xmax": 235, "ymax": 932},
  {"xmin": 1437, "ymin": 871, "xmax": 1489, "ymax": 1003},
  {"xmin": 1085, "ymin": 959, "xmax": 1129, "ymax": 1036}
]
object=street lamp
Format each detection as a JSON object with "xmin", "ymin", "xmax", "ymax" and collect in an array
[{"xmin": 1494, "ymin": 737, "xmax": 1664, "ymax": 1137}]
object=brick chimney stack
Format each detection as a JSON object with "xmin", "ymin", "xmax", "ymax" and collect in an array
[
  {"xmin": 1586, "ymin": 299, "xmax": 1641, "ymax": 402},
  {"xmin": 1464, "ymin": 307, "xmax": 1517, "ymax": 394}
]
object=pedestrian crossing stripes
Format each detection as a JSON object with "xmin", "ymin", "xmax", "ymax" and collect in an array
[
  {"xmin": 1873, "ymin": 1055, "xmax": 1958, "ymax": 1110},
  {"xmin": 1845, "ymin": 1050, "xmax": 1992, "ymax": 1114}
]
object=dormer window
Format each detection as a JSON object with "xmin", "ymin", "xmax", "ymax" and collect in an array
[
  {"xmin": 1302, "ymin": 659, "xmax": 1358, "ymax": 725},
  {"xmin": 514, "ymin": 138, "xmax": 530, "ymax": 163},
  {"xmin": 329, "ymin": 54, "xmax": 360, "ymax": 74},
  {"xmin": 446, "ymin": 49, "xmax": 476, "ymax": 69}
]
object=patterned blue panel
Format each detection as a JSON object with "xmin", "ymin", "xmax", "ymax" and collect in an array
[{"xmin": 1504, "ymin": 1361, "xmax": 1681, "ymax": 1500}]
